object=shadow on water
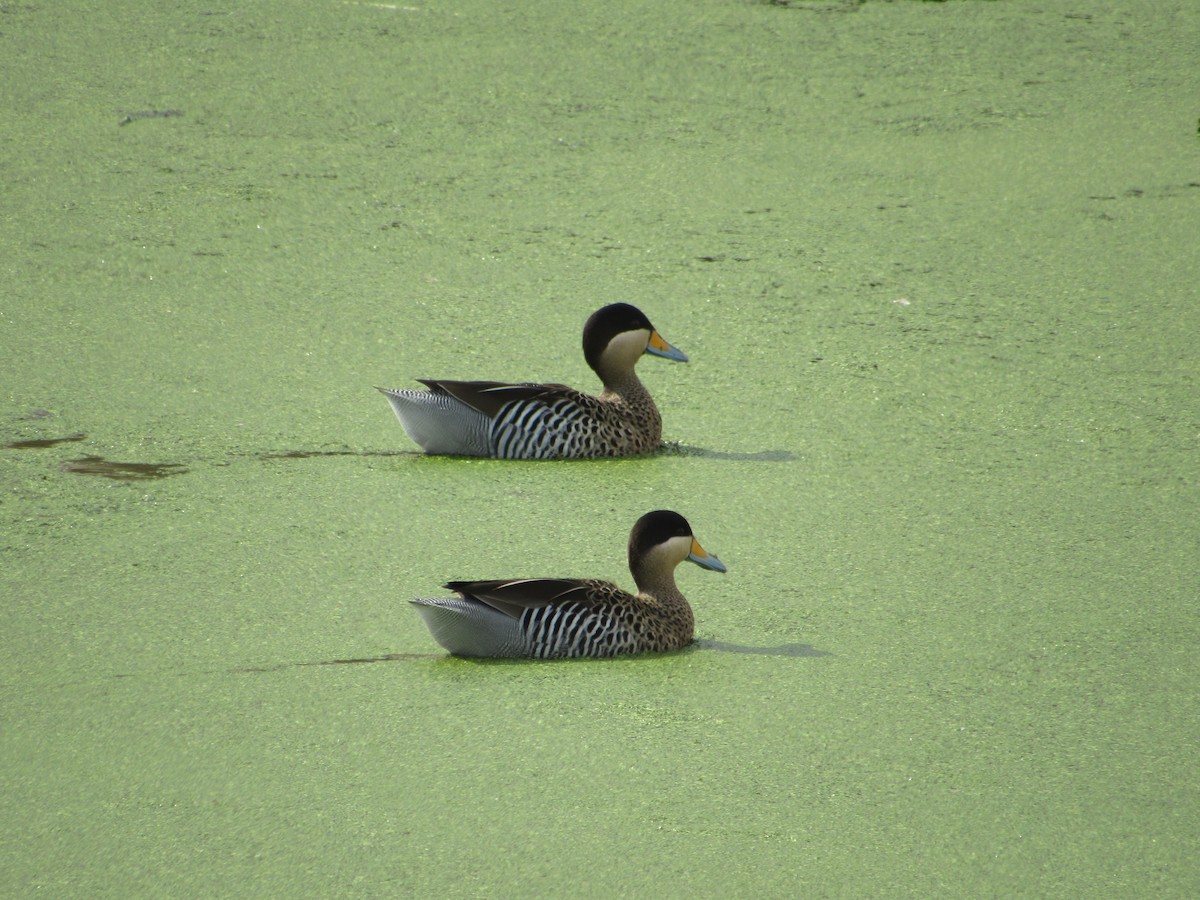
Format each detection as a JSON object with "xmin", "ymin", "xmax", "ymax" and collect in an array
[
  {"xmin": 261, "ymin": 447, "xmax": 796, "ymax": 462},
  {"xmin": 663, "ymin": 443, "xmax": 797, "ymax": 462},
  {"xmin": 230, "ymin": 640, "xmax": 833, "ymax": 671},
  {"xmin": 88, "ymin": 642, "xmax": 827, "ymax": 684},
  {"xmin": 449, "ymin": 641, "xmax": 831, "ymax": 662},
  {"xmin": 695, "ymin": 639, "xmax": 831, "ymax": 658},
  {"xmin": 3, "ymin": 420, "xmax": 788, "ymax": 467},
  {"xmin": 258, "ymin": 449, "xmax": 414, "ymax": 460}
]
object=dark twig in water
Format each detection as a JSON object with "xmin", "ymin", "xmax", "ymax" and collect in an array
[
  {"xmin": 236, "ymin": 653, "xmax": 440, "ymax": 673},
  {"xmin": 118, "ymin": 109, "xmax": 183, "ymax": 126}
]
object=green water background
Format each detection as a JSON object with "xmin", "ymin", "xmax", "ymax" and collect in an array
[{"xmin": 3, "ymin": 0, "xmax": 1198, "ymax": 895}]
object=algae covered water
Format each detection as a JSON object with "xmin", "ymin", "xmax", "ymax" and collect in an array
[{"xmin": 3, "ymin": 1, "xmax": 1197, "ymax": 895}]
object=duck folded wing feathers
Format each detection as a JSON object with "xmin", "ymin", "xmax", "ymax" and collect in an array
[
  {"xmin": 444, "ymin": 578, "xmax": 610, "ymax": 618},
  {"xmin": 418, "ymin": 380, "xmax": 578, "ymax": 419}
]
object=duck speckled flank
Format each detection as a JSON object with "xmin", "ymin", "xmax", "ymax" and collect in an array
[
  {"xmin": 377, "ymin": 303, "xmax": 688, "ymax": 459},
  {"xmin": 410, "ymin": 510, "xmax": 727, "ymax": 659}
]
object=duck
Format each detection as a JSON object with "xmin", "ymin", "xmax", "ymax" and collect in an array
[
  {"xmin": 377, "ymin": 303, "xmax": 688, "ymax": 459},
  {"xmin": 410, "ymin": 510, "xmax": 726, "ymax": 658}
]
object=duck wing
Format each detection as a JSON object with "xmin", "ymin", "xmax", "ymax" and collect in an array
[
  {"xmin": 419, "ymin": 380, "xmax": 577, "ymax": 420},
  {"xmin": 444, "ymin": 577, "xmax": 624, "ymax": 619}
]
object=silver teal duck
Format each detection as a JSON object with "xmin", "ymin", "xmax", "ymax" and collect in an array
[
  {"xmin": 410, "ymin": 510, "xmax": 726, "ymax": 658},
  {"xmin": 377, "ymin": 303, "xmax": 688, "ymax": 459}
]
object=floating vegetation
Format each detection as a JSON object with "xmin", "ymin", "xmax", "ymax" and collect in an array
[
  {"xmin": 63, "ymin": 455, "xmax": 188, "ymax": 480},
  {"xmin": 4, "ymin": 433, "xmax": 87, "ymax": 449}
]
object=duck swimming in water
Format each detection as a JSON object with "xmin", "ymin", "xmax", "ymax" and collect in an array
[
  {"xmin": 378, "ymin": 303, "xmax": 688, "ymax": 459},
  {"xmin": 410, "ymin": 510, "xmax": 726, "ymax": 658}
]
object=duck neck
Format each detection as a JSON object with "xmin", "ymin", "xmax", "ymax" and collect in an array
[
  {"xmin": 599, "ymin": 369, "xmax": 650, "ymax": 402},
  {"xmin": 597, "ymin": 365, "xmax": 663, "ymax": 449},
  {"xmin": 631, "ymin": 563, "xmax": 682, "ymax": 604},
  {"xmin": 632, "ymin": 565, "xmax": 694, "ymax": 639}
]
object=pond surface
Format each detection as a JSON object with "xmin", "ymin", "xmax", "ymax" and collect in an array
[{"xmin": 3, "ymin": 1, "xmax": 1197, "ymax": 895}]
